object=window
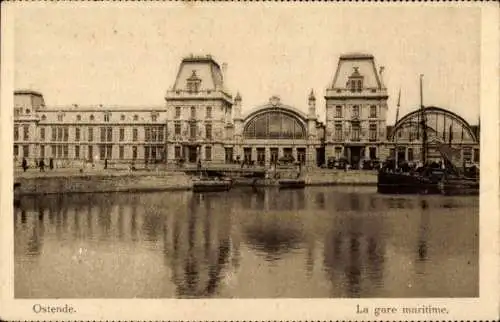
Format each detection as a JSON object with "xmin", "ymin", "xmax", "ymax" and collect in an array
[
  {"xmin": 335, "ymin": 105, "xmax": 342, "ymax": 118},
  {"xmin": 51, "ymin": 145, "xmax": 56, "ymax": 157},
  {"xmin": 63, "ymin": 127, "xmax": 69, "ymax": 141},
  {"xmin": 174, "ymin": 122, "xmax": 181, "ymax": 135},
  {"xmin": 119, "ymin": 146, "xmax": 124, "ymax": 159},
  {"xmin": 107, "ymin": 127, "xmax": 112, "ymax": 142},
  {"xmin": 133, "ymin": 114, "xmax": 138, "ymax": 121},
  {"xmin": 23, "ymin": 145, "xmax": 29, "ymax": 158},
  {"xmin": 132, "ymin": 146, "xmax": 137, "ymax": 160},
  {"xmin": 88, "ymin": 127, "xmax": 94, "ymax": 142},
  {"xmin": 352, "ymin": 106, "xmax": 360, "ymax": 118},
  {"xmin": 190, "ymin": 122, "xmax": 197, "ymax": 138},
  {"xmin": 474, "ymin": 148, "xmax": 480, "ymax": 163},
  {"xmin": 144, "ymin": 146, "xmax": 150, "ymax": 161},
  {"xmin": 351, "ymin": 125, "xmax": 360, "ymax": 141},
  {"xmin": 190, "ymin": 106, "xmax": 196, "ymax": 119},
  {"xmin": 25, "ymin": 109, "xmax": 30, "ymax": 114},
  {"xmin": 57, "ymin": 127, "xmax": 63, "ymax": 141},
  {"xmin": 205, "ymin": 146, "xmax": 212, "ymax": 161},
  {"xmin": 14, "ymin": 125, "xmax": 19, "ymax": 141},
  {"xmin": 41, "ymin": 115, "xmax": 47, "ymax": 121},
  {"xmin": 145, "ymin": 127, "xmax": 151, "ymax": 142},
  {"xmin": 120, "ymin": 114, "xmax": 125, "ymax": 121},
  {"xmin": 369, "ymin": 147, "xmax": 377, "ymax": 160},
  {"xmin": 104, "ymin": 113, "xmax": 110, "ymax": 122},
  {"xmin": 205, "ymin": 123, "xmax": 212, "ymax": 139},
  {"xmin": 100, "ymin": 127, "xmax": 106, "ymax": 142},
  {"xmin": 151, "ymin": 114, "xmax": 157, "ymax": 122},
  {"xmin": 75, "ymin": 128, "xmax": 80, "ymax": 141},
  {"xmin": 63, "ymin": 145, "xmax": 69, "ymax": 158},
  {"xmin": 119, "ymin": 128, "xmax": 125, "ymax": 141},
  {"xmin": 23, "ymin": 125, "xmax": 29, "ymax": 140},
  {"xmin": 175, "ymin": 107, "xmax": 181, "ymax": 119},
  {"xmin": 40, "ymin": 127, "xmax": 45, "ymax": 141},
  {"xmin": 88, "ymin": 146, "xmax": 93, "ymax": 160},
  {"xmin": 14, "ymin": 145, "xmax": 18, "ymax": 157},
  {"xmin": 369, "ymin": 123, "xmax": 377, "ymax": 141},
  {"xmin": 206, "ymin": 106, "xmax": 212, "ymax": 119},
  {"xmin": 175, "ymin": 146, "xmax": 181, "ymax": 159},
  {"xmin": 90, "ymin": 114, "xmax": 95, "ymax": 121},
  {"xmin": 158, "ymin": 127, "xmax": 164, "ymax": 142},
  {"xmin": 186, "ymin": 70, "xmax": 201, "ymax": 93},
  {"xmin": 76, "ymin": 115, "xmax": 81, "ymax": 121},
  {"xmin": 335, "ymin": 147, "xmax": 342, "ymax": 159},
  {"xmin": 132, "ymin": 128, "xmax": 138, "ymax": 141},
  {"xmin": 370, "ymin": 105, "xmax": 377, "ymax": 118},
  {"xmin": 334, "ymin": 122, "xmax": 342, "ymax": 141},
  {"xmin": 57, "ymin": 114, "xmax": 63, "ymax": 122},
  {"xmin": 408, "ymin": 148, "xmax": 414, "ymax": 161},
  {"xmin": 40, "ymin": 145, "xmax": 45, "ymax": 158},
  {"xmin": 75, "ymin": 146, "xmax": 80, "ymax": 159},
  {"xmin": 51, "ymin": 127, "xmax": 56, "ymax": 141}
]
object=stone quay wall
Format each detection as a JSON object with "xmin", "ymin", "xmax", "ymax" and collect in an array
[
  {"xmin": 14, "ymin": 169, "xmax": 378, "ymax": 196},
  {"xmin": 14, "ymin": 170, "xmax": 193, "ymax": 196}
]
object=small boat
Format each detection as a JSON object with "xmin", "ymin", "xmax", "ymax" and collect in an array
[
  {"xmin": 278, "ymin": 178, "xmax": 306, "ymax": 189},
  {"xmin": 439, "ymin": 175, "xmax": 479, "ymax": 196},
  {"xmin": 192, "ymin": 177, "xmax": 232, "ymax": 193}
]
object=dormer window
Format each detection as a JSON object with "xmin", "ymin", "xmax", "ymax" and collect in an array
[
  {"xmin": 25, "ymin": 109, "xmax": 31, "ymax": 114},
  {"xmin": 348, "ymin": 67, "xmax": 363, "ymax": 93},
  {"xmin": 57, "ymin": 114, "xmax": 64, "ymax": 122},
  {"xmin": 41, "ymin": 115, "xmax": 47, "ymax": 121},
  {"xmin": 186, "ymin": 70, "xmax": 202, "ymax": 93},
  {"xmin": 151, "ymin": 112, "xmax": 158, "ymax": 122},
  {"xmin": 90, "ymin": 114, "xmax": 95, "ymax": 121},
  {"xmin": 76, "ymin": 115, "xmax": 81, "ymax": 121},
  {"xmin": 133, "ymin": 114, "xmax": 139, "ymax": 121},
  {"xmin": 104, "ymin": 112, "xmax": 111, "ymax": 122},
  {"xmin": 120, "ymin": 114, "xmax": 126, "ymax": 121}
]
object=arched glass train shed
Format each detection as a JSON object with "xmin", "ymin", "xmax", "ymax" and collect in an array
[
  {"xmin": 238, "ymin": 100, "xmax": 324, "ymax": 166},
  {"xmin": 389, "ymin": 106, "xmax": 480, "ymax": 164}
]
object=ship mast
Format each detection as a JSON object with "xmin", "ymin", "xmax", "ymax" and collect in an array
[
  {"xmin": 394, "ymin": 89, "xmax": 401, "ymax": 171},
  {"xmin": 419, "ymin": 74, "xmax": 427, "ymax": 164}
]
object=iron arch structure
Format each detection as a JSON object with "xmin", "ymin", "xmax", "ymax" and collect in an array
[
  {"xmin": 390, "ymin": 106, "xmax": 478, "ymax": 144},
  {"xmin": 243, "ymin": 107, "xmax": 307, "ymax": 140}
]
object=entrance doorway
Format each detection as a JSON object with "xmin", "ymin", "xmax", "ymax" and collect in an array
[
  {"xmin": 297, "ymin": 148, "xmax": 306, "ymax": 164},
  {"xmin": 316, "ymin": 147, "xmax": 325, "ymax": 167},
  {"xmin": 188, "ymin": 146, "xmax": 198, "ymax": 163},
  {"xmin": 270, "ymin": 148, "xmax": 278, "ymax": 164},
  {"xmin": 349, "ymin": 146, "xmax": 363, "ymax": 169}
]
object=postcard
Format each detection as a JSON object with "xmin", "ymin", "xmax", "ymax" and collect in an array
[{"xmin": 1, "ymin": 2, "xmax": 498, "ymax": 321}]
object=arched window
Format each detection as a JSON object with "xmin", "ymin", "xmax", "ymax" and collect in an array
[{"xmin": 243, "ymin": 111, "xmax": 305, "ymax": 139}]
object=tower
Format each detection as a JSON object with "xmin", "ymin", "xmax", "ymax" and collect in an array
[{"xmin": 307, "ymin": 89, "xmax": 317, "ymax": 140}]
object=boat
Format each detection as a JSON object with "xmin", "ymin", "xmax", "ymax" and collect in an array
[
  {"xmin": 191, "ymin": 167, "xmax": 232, "ymax": 193},
  {"xmin": 278, "ymin": 178, "xmax": 306, "ymax": 189},
  {"xmin": 377, "ymin": 75, "xmax": 443, "ymax": 194},
  {"xmin": 437, "ymin": 144, "xmax": 479, "ymax": 195}
]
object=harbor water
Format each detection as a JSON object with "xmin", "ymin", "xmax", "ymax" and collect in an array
[{"xmin": 14, "ymin": 186, "xmax": 478, "ymax": 298}]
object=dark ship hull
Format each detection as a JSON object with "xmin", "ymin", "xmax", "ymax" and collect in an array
[
  {"xmin": 439, "ymin": 176, "xmax": 479, "ymax": 196},
  {"xmin": 377, "ymin": 171, "xmax": 441, "ymax": 194}
]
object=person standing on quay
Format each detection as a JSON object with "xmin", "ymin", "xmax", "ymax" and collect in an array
[
  {"xmin": 22, "ymin": 158, "xmax": 28, "ymax": 172},
  {"xmin": 49, "ymin": 158, "xmax": 54, "ymax": 170},
  {"xmin": 39, "ymin": 159, "xmax": 45, "ymax": 172}
]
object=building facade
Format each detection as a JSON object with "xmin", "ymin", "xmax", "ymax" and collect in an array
[
  {"xmin": 324, "ymin": 53, "xmax": 389, "ymax": 165},
  {"xmin": 13, "ymin": 53, "xmax": 480, "ymax": 168}
]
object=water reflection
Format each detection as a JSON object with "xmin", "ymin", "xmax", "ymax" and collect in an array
[{"xmin": 14, "ymin": 187, "xmax": 479, "ymax": 298}]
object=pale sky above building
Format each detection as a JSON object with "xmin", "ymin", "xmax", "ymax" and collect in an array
[{"xmin": 13, "ymin": 4, "xmax": 480, "ymax": 125}]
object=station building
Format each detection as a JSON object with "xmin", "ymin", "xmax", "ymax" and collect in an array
[{"xmin": 13, "ymin": 53, "xmax": 480, "ymax": 168}]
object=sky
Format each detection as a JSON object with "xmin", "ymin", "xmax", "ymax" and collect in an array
[{"xmin": 13, "ymin": 4, "xmax": 481, "ymax": 125}]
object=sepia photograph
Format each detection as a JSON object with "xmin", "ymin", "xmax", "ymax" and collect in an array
[{"xmin": 1, "ymin": 2, "xmax": 498, "ymax": 321}]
